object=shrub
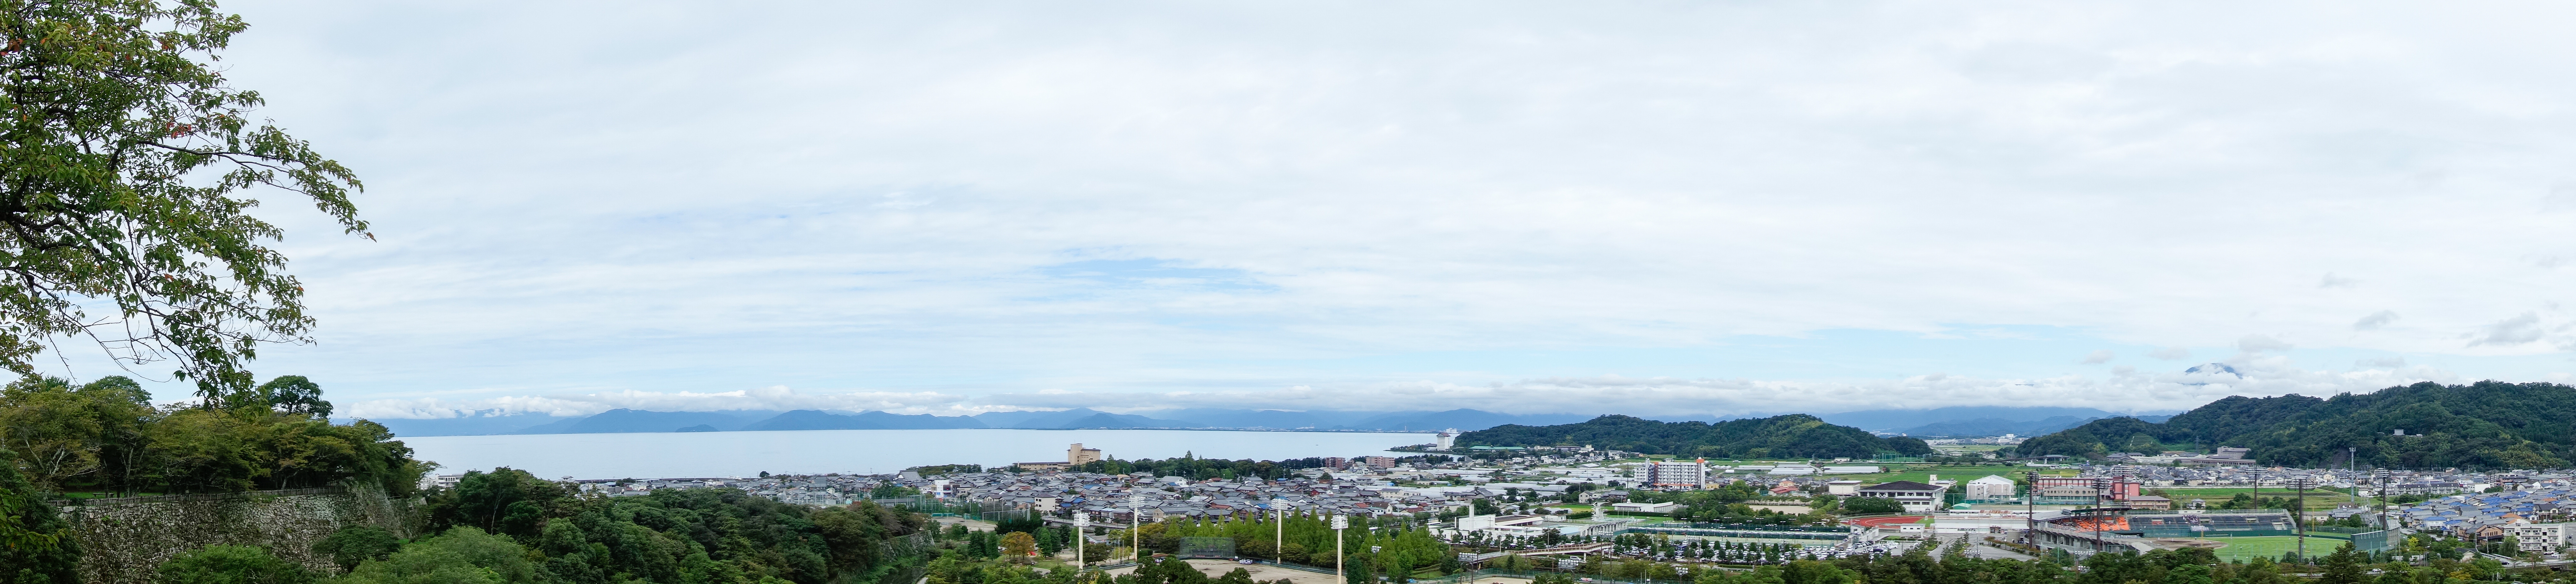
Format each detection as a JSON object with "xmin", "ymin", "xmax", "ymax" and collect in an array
[{"xmin": 154, "ymin": 545, "xmax": 318, "ymax": 584}]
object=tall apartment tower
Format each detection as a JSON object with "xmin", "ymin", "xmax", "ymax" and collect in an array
[
  {"xmin": 1646, "ymin": 458, "xmax": 1710, "ymax": 489},
  {"xmin": 1068, "ymin": 443, "xmax": 1103, "ymax": 465}
]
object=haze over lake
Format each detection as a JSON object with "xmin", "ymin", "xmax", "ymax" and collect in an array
[{"xmin": 401, "ymin": 429, "xmax": 1431, "ymax": 479}]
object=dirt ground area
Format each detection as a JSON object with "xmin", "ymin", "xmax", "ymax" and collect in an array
[
  {"xmin": 2150, "ymin": 538, "xmax": 2226, "ymax": 550},
  {"xmin": 1098, "ymin": 561, "xmax": 1532, "ymax": 584},
  {"xmin": 934, "ymin": 517, "xmax": 999, "ymax": 531}
]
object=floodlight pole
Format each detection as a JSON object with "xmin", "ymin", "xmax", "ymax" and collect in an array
[
  {"xmin": 1334, "ymin": 514, "xmax": 1349, "ymax": 580},
  {"xmin": 1131, "ymin": 494, "xmax": 1144, "ymax": 564},
  {"xmin": 2024, "ymin": 471, "xmax": 2038, "ymax": 548},
  {"xmin": 1076, "ymin": 512, "xmax": 1090, "ymax": 570},
  {"xmin": 2290, "ymin": 478, "xmax": 2317, "ymax": 562}
]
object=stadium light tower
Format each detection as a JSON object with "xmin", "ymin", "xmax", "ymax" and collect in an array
[
  {"xmin": 1075, "ymin": 512, "xmax": 1090, "ymax": 569},
  {"xmin": 2023, "ymin": 471, "xmax": 2039, "ymax": 547},
  {"xmin": 1130, "ymin": 494, "xmax": 1145, "ymax": 563},
  {"xmin": 2288, "ymin": 477, "xmax": 2320, "ymax": 561}
]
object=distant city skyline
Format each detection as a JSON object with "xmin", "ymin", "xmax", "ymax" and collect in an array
[{"xmin": 39, "ymin": 1, "xmax": 2576, "ymax": 421}]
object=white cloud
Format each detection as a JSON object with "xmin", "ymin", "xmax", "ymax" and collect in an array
[
  {"xmin": 2355, "ymin": 310, "xmax": 2400, "ymax": 331},
  {"xmin": 2237, "ymin": 334, "xmax": 2294, "ymax": 354},
  {"xmin": 2082, "ymin": 350, "xmax": 2115, "ymax": 364},
  {"xmin": 2356, "ymin": 356, "xmax": 2407, "ymax": 368},
  {"xmin": 2319, "ymin": 273, "xmax": 2359, "ymax": 289},
  {"xmin": 2467, "ymin": 312, "xmax": 2547, "ymax": 347},
  {"xmin": 343, "ymin": 386, "xmax": 983, "ymax": 419},
  {"xmin": 343, "ymin": 362, "xmax": 2462, "ymax": 419},
  {"xmin": 30, "ymin": 0, "xmax": 2576, "ymax": 410}
]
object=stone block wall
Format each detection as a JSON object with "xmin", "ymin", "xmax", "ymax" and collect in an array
[{"xmin": 55, "ymin": 484, "xmax": 419, "ymax": 584}]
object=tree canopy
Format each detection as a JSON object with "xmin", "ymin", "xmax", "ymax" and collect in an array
[
  {"xmin": 410, "ymin": 468, "xmax": 932, "ymax": 584},
  {"xmin": 0, "ymin": 448, "xmax": 79, "ymax": 584},
  {"xmin": 0, "ymin": 374, "xmax": 423, "ymax": 496},
  {"xmin": 1459, "ymin": 415, "xmax": 1933, "ymax": 459},
  {"xmin": 0, "ymin": 0, "xmax": 365, "ymax": 402}
]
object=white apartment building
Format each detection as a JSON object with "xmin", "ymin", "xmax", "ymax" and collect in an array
[
  {"xmin": 1966, "ymin": 475, "xmax": 2018, "ymax": 501},
  {"xmin": 1646, "ymin": 459, "xmax": 1710, "ymax": 488},
  {"xmin": 2507, "ymin": 522, "xmax": 2576, "ymax": 552}
]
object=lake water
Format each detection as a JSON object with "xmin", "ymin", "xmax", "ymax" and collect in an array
[{"xmin": 399, "ymin": 429, "xmax": 1431, "ymax": 480}]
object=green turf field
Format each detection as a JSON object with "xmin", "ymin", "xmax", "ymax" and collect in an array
[
  {"xmin": 2154, "ymin": 487, "xmax": 2382, "ymax": 508},
  {"xmin": 2205, "ymin": 536, "xmax": 2334, "ymax": 561}
]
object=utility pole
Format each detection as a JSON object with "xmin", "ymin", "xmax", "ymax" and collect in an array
[
  {"xmin": 1130, "ymin": 494, "xmax": 1144, "ymax": 564},
  {"xmin": 2289, "ymin": 477, "xmax": 2318, "ymax": 562},
  {"xmin": 2250, "ymin": 468, "xmax": 2262, "ymax": 512},
  {"xmin": 2091, "ymin": 475, "xmax": 2108, "ymax": 553},
  {"xmin": 1075, "ymin": 512, "xmax": 1090, "ymax": 570},
  {"xmin": 1274, "ymin": 499, "xmax": 1286, "ymax": 564},
  {"xmin": 2024, "ymin": 471, "xmax": 2039, "ymax": 549},
  {"xmin": 1333, "ymin": 514, "xmax": 1349, "ymax": 581}
]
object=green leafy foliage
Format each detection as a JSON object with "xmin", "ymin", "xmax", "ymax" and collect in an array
[
  {"xmin": 309, "ymin": 524, "xmax": 401, "ymax": 575},
  {"xmin": 0, "ymin": 0, "xmax": 365, "ymax": 396},
  {"xmin": 414, "ymin": 469, "xmax": 930, "ymax": 584},
  {"xmin": 1834, "ymin": 497, "xmax": 1905, "ymax": 515},
  {"xmin": 0, "ymin": 375, "xmax": 424, "ymax": 495},
  {"xmin": 1459, "ymin": 415, "xmax": 1931, "ymax": 459},
  {"xmin": 254, "ymin": 376, "xmax": 329, "ymax": 418},
  {"xmin": 153, "ymin": 544, "xmax": 318, "ymax": 584},
  {"xmin": 2020, "ymin": 381, "xmax": 2576, "ymax": 468},
  {"xmin": 1135, "ymin": 513, "xmax": 1451, "ymax": 575},
  {"xmin": 336, "ymin": 527, "xmax": 539, "ymax": 584},
  {"xmin": 0, "ymin": 448, "xmax": 78, "ymax": 584}
]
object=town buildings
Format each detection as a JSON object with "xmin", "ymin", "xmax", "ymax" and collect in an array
[
  {"xmin": 1964, "ymin": 475, "xmax": 2017, "ymax": 501},
  {"xmin": 1645, "ymin": 459, "xmax": 1709, "ymax": 489},
  {"xmin": 1854, "ymin": 480, "xmax": 1948, "ymax": 513},
  {"xmin": 1016, "ymin": 443, "xmax": 1108, "ymax": 471}
]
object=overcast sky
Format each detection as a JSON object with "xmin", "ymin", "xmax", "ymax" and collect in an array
[{"xmin": 58, "ymin": 1, "xmax": 2576, "ymax": 419}]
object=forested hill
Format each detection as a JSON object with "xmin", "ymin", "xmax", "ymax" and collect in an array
[
  {"xmin": 1458, "ymin": 414, "xmax": 1934, "ymax": 459},
  {"xmin": 2017, "ymin": 381, "xmax": 2576, "ymax": 469}
]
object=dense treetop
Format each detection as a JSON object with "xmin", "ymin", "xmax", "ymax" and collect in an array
[
  {"xmin": 0, "ymin": 374, "xmax": 421, "ymax": 496},
  {"xmin": 0, "ymin": 0, "xmax": 367, "ymax": 402},
  {"xmin": 1458, "ymin": 414, "xmax": 1933, "ymax": 459},
  {"xmin": 408, "ymin": 468, "xmax": 930, "ymax": 584}
]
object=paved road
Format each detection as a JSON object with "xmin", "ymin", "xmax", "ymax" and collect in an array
[{"xmin": 1955, "ymin": 536, "xmax": 2037, "ymax": 560}]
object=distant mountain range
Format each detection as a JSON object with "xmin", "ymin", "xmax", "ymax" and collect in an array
[
  {"xmin": 358, "ymin": 404, "xmax": 2174, "ymax": 438},
  {"xmin": 360, "ymin": 407, "xmax": 1594, "ymax": 437}
]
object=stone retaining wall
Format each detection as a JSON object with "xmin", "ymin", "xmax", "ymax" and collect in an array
[{"xmin": 56, "ymin": 483, "xmax": 419, "ymax": 584}]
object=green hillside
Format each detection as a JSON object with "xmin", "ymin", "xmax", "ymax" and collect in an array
[
  {"xmin": 1457, "ymin": 414, "xmax": 1934, "ymax": 459},
  {"xmin": 2017, "ymin": 381, "xmax": 2576, "ymax": 469}
]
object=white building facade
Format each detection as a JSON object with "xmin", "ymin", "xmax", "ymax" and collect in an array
[{"xmin": 1646, "ymin": 459, "xmax": 1710, "ymax": 489}]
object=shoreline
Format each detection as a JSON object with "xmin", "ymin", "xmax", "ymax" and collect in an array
[{"xmin": 389, "ymin": 426, "xmax": 1447, "ymax": 439}]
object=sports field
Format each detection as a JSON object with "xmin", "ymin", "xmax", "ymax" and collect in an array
[{"xmin": 2205, "ymin": 536, "xmax": 2329, "ymax": 561}]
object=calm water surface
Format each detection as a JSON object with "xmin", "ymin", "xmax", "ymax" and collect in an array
[{"xmin": 400, "ymin": 429, "xmax": 1430, "ymax": 479}]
